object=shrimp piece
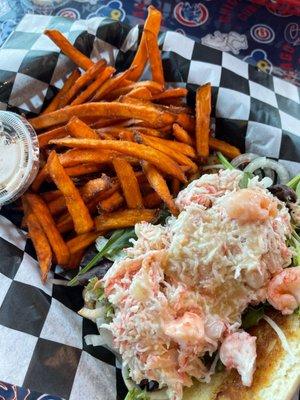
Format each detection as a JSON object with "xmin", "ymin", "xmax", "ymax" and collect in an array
[
  {"xmin": 163, "ymin": 312, "xmax": 205, "ymax": 345},
  {"xmin": 267, "ymin": 267, "xmax": 300, "ymax": 314},
  {"xmin": 220, "ymin": 331, "xmax": 257, "ymax": 386},
  {"xmin": 222, "ymin": 188, "xmax": 277, "ymax": 224}
]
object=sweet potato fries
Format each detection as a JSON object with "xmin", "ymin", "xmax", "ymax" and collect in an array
[{"xmin": 21, "ymin": 6, "xmax": 240, "ymax": 283}]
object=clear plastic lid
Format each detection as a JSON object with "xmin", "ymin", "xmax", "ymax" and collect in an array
[{"xmin": 0, "ymin": 111, "xmax": 39, "ymax": 205}]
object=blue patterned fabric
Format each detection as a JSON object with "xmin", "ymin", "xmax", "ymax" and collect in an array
[{"xmin": 0, "ymin": 0, "xmax": 299, "ymax": 86}]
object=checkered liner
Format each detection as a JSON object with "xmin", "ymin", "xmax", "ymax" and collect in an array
[{"xmin": 0, "ymin": 14, "xmax": 299, "ymax": 400}]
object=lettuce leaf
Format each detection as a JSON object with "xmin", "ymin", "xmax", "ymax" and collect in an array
[
  {"xmin": 124, "ymin": 388, "xmax": 150, "ymax": 400},
  {"xmin": 68, "ymin": 228, "xmax": 136, "ymax": 286}
]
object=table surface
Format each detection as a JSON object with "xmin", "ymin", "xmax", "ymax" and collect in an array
[{"xmin": 0, "ymin": 0, "xmax": 300, "ymax": 86}]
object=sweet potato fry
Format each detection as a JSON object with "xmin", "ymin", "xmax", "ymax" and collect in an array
[
  {"xmin": 31, "ymin": 164, "xmax": 48, "ymax": 192},
  {"xmin": 57, "ymin": 214, "xmax": 74, "ymax": 234},
  {"xmin": 128, "ymin": 126, "xmax": 166, "ymax": 138},
  {"xmin": 92, "ymin": 67, "xmax": 136, "ymax": 101},
  {"xmin": 57, "ymin": 184, "xmax": 120, "ymax": 234},
  {"xmin": 32, "ymin": 149, "xmax": 112, "ymax": 191},
  {"xmin": 67, "ymin": 231, "xmax": 100, "ymax": 255},
  {"xmin": 67, "ymin": 250, "xmax": 84, "ymax": 270},
  {"xmin": 41, "ymin": 190, "xmax": 61, "ymax": 202},
  {"xmin": 127, "ymin": 6, "xmax": 162, "ymax": 81},
  {"xmin": 25, "ymin": 193, "xmax": 70, "ymax": 265},
  {"xmin": 71, "ymin": 66, "xmax": 115, "ymax": 105},
  {"xmin": 59, "ymin": 149, "xmax": 116, "ymax": 167},
  {"xmin": 135, "ymin": 133, "xmax": 197, "ymax": 173},
  {"xmin": 98, "ymin": 191, "xmax": 124, "ymax": 212},
  {"xmin": 88, "ymin": 184, "xmax": 120, "ymax": 212},
  {"xmin": 94, "ymin": 127, "xmax": 130, "ymax": 139},
  {"xmin": 38, "ymin": 126, "xmax": 67, "ymax": 148},
  {"xmin": 137, "ymin": 132, "xmax": 195, "ymax": 157},
  {"xmin": 22, "ymin": 197, "xmax": 52, "ymax": 283},
  {"xmin": 95, "ymin": 208, "xmax": 158, "ymax": 231},
  {"xmin": 90, "ymin": 117, "xmax": 127, "ymax": 129},
  {"xmin": 124, "ymin": 87, "xmax": 152, "ymax": 100},
  {"xmin": 142, "ymin": 162, "xmax": 178, "ymax": 215},
  {"xmin": 42, "ymin": 70, "xmax": 80, "ymax": 114},
  {"xmin": 49, "ymin": 176, "xmax": 110, "ymax": 216},
  {"xmin": 195, "ymin": 83, "xmax": 211, "ymax": 158},
  {"xmin": 45, "ymin": 30, "xmax": 93, "ymax": 70},
  {"xmin": 157, "ymin": 97, "xmax": 185, "ymax": 107},
  {"xmin": 58, "ymin": 59, "xmax": 107, "ymax": 107},
  {"xmin": 172, "ymin": 123, "xmax": 193, "ymax": 146},
  {"xmin": 49, "ymin": 138, "xmax": 186, "ymax": 182},
  {"xmin": 98, "ymin": 132, "xmax": 116, "ymax": 140},
  {"xmin": 30, "ymin": 102, "xmax": 176, "ymax": 130},
  {"xmin": 48, "ymin": 195, "xmax": 66, "ymax": 216},
  {"xmin": 47, "ymin": 151, "xmax": 94, "ymax": 234},
  {"xmin": 104, "ymin": 81, "xmax": 163, "ymax": 101},
  {"xmin": 171, "ymin": 178, "xmax": 181, "ymax": 196},
  {"xmin": 67, "ymin": 117, "xmax": 99, "ymax": 139},
  {"xmin": 113, "ymin": 157, "xmax": 143, "ymax": 209},
  {"xmin": 152, "ymin": 87, "xmax": 187, "ymax": 100},
  {"xmin": 174, "ymin": 114, "xmax": 194, "ymax": 134},
  {"xmin": 64, "ymin": 164, "xmax": 100, "ymax": 176},
  {"xmin": 143, "ymin": 191, "xmax": 162, "ymax": 208},
  {"xmin": 209, "ymin": 137, "xmax": 241, "ymax": 159},
  {"xmin": 119, "ymin": 131, "xmax": 134, "ymax": 142},
  {"xmin": 145, "ymin": 29, "xmax": 164, "ymax": 86}
]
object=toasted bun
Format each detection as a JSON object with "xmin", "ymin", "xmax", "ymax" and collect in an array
[
  {"xmin": 184, "ymin": 311, "xmax": 300, "ymax": 400},
  {"xmin": 123, "ymin": 312, "xmax": 300, "ymax": 400}
]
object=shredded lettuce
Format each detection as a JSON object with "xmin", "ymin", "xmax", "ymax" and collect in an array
[
  {"xmin": 287, "ymin": 174, "xmax": 300, "ymax": 190},
  {"xmin": 124, "ymin": 388, "xmax": 150, "ymax": 400},
  {"xmin": 104, "ymin": 303, "xmax": 115, "ymax": 321},
  {"xmin": 290, "ymin": 231, "xmax": 300, "ymax": 266},
  {"xmin": 242, "ymin": 305, "xmax": 266, "ymax": 330},
  {"xmin": 217, "ymin": 152, "xmax": 235, "ymax": 171},
  {"xmin": 238, "ymin": 171, "xmax": 253, "ymax": 189},
  {"xmin": 68, "ymin": 228, "xmax": 136, "ymax": 286}
]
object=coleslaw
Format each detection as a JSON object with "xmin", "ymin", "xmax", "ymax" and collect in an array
[{"xmin": 80, "ymin": 168, "xmax": 300, "ymax": 400}]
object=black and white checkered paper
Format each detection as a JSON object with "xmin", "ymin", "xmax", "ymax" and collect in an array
[{"xmin": 0, "ymin": 13, "xmax": 299, "ymax": 400}]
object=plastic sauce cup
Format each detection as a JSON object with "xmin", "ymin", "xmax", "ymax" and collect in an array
[{"xmin": 0, "ymin": 111, "xmax": 39, "ymax": 205}]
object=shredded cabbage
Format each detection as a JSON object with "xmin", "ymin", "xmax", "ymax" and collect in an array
[{"xmin": 262, "ymin": 315, "xmax": 294, "ymax": 359}]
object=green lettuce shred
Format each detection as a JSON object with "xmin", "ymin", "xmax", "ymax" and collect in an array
[
  {"xmin": 242, "ymin": 305, "xmax": 266, "ymax": 330},
  {"xmin": 68, "ymin": 228, "xmax": 136, "ymax": 286},
  {"xmin": 124, "ymin": 388, "xmax": 150, "ymax": 400}
]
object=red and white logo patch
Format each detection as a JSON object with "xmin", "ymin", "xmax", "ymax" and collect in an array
[
  {"xmin": 250, "ymin": 24, "xmax": 275, "ymax": 44},
  {"xmin": 174, "ymin": 2, "xmax": 209, "ymax": 28}
]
